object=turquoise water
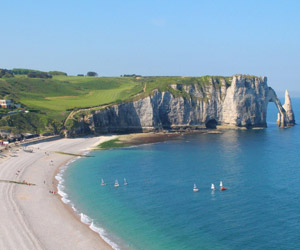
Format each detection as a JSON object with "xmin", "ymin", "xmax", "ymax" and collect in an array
[{"xmin": 62, "ymin": 99, "xmax": 300, "ymax": 250}]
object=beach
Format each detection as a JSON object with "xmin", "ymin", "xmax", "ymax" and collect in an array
[{"xmin": 0, "ymin": 135, "xmax": 115, "ymax": 250}]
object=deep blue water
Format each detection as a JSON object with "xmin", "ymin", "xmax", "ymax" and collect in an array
[{"xmin": 62, "ymin": 99, "xmax": 300, "ymax": 250}]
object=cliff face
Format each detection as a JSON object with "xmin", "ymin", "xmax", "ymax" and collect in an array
[
  {"xmin": 222, "ymin": 75, "xmax": 270, "ymax": 127},
  {"xmin": 66, "ymin": 75, "xmax": 295, "ymax": 136}
]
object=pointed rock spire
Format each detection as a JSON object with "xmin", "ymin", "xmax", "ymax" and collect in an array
[{"xmin": 283, "ymin": 90, "xmax": 295, "ymax": 126}]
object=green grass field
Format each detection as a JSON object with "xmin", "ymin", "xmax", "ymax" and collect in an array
[
  {"xmin": 97, "ymin": 138, "xmax": 128, "ymax": 149},
  {"xmin": 1, "ymin": 75, "xmax": 143, "ymax": 120},
  {"xmin": 20, "ymin": 77, "xmax": 142, "ymax": 120}
]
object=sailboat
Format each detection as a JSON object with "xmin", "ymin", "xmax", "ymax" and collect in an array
[
  {"xmin": 211, "ymin": 183, "xmax": 216, "ymax": 190},
  {"xmin": 124, "ymin": 178, "xmax": 128, "ymax": 186},
  {"xmin": 193, "ymin": 184, "xmax": 199, "ymax": 192},
  {"xmin": 220, "ymin": 181, "xmax": 227, "ymax": 191},
  {"xmin": 114, "ymin": 179, "xmax": 119, "ymax": 187},
  {"xmin": 101, "ymin": 179, "xmax": 106, "ymax": 186}
]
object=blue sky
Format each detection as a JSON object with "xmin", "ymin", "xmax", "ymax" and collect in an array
[{"xmin": 1, "ymin": 0, "xmax": 299, "ymax": 96}]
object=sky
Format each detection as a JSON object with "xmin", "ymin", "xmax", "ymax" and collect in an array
[{"xmin": 1, "ymin": 0, "xmax": 300, "ymax": 96}]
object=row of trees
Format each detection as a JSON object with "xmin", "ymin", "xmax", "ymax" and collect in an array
[
  {"xmin": 0, "ymin": 69, "xmax": 14, "ymax": 78},
  {"xmin": 27, "ymin": 72, "xmax": 52, "ymax": 78},
  {"xmin": 0, "ymin": 68, "xmax": 69, "ymax": 79},
  {"xmin": 1, "ymin": 68, "xmax": 99, "ymax": 78},
  {"xmin": 77, "ymin": 72, "xmax": 98, "ymax": 77},
  {"xmin": 12, "ymin": 68, "xmax": 67, "ymax": 76}
]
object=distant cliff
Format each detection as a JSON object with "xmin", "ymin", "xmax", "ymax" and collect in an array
[{"xmin": 64, "ymin": 75, "xmax": 295, "ymax": 136}]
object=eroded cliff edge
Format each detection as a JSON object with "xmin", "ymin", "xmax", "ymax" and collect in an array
[{"xmin": 64, "ymin": 75, "xmax": 295, "ymax": 136}]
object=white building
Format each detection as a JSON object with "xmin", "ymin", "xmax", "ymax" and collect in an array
[{"xmin": 0, "ymin": 99, "xmax": 13, "ymax": 108}]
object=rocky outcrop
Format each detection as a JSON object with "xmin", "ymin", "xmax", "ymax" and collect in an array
[
  {"xmin": 280, "ymin": 90, "xmax": 295, "ymax": 126},
  {"xmin": 65, "ymin": 75, "xmax": 295, "ymax": 136},
  {"xmin": 222, "ymin": 75, "xmax": 270, "ymax": 127}
]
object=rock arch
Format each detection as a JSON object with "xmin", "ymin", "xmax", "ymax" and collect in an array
[{"xmin": 267, "ymin": 88, "xmax": 295, "ymax": 127}]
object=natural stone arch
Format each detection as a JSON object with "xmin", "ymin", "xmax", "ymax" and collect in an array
[
  {"xmin": 267, "ymin": 88, "xmax": 295, "ymax": 127},
  {"xmin": 267, "ymin": 87, "xmax": 286, "ymax": 127}
]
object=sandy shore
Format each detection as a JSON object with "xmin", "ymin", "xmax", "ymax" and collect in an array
[{"xmin": 0, "ymin": 136, "xmax": 115, "ymax": 250}]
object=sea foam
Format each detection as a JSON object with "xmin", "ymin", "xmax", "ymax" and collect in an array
[{"xmin": 55, "ymin": 154, "xmax": 120, "ymax": 250}]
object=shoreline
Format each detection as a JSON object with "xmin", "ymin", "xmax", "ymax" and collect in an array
[
  {"xmin": 0, "ymin": 129, "xmax": 236, "ymax": 250},
  {"xmin": 0, "ymin": 136, "xmax": 116, "ymax": 250},
  {"xmin": 51, "ymin": 136, "xmax": 121, "ymax": 249},
  {"xmin": 53, "ymin": 141, "xmax": 121, "ymax": 250}
]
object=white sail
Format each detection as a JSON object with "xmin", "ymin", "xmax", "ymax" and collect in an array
[
  {"xmin": 211, "ymin": 184, "xmax": 215, "ymax": 190},
  {"xmin": 124, "ymin": 178, "xmax": 128, "ymax": 185},
  {"xmin": 101, "ymin": 179, "xmax": 106, "ymax": 186},
  {"xmin": 220, "ymin": 181, "xmax": 223, "ymax": 187},
  {"xmin": 114, "ymin": 179, "xmax": 119, "ymax": 187}
]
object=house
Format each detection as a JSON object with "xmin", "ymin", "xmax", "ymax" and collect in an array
[{"xmin": 0, "ymin": 99, "xmax": 13, "ymax": 108}]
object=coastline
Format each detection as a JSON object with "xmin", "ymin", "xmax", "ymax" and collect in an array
[
  {"xmin": 0, "ymin": 128, "xmax": 247, "ymax": 250},
  {"xmin": 0, "ymin": 135, "xmax": 115, "ymax": 250}
]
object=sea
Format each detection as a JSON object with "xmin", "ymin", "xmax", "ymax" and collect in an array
[{"xmin": 57, "ymin": 98, "xmax": 300, "ymax": 250}]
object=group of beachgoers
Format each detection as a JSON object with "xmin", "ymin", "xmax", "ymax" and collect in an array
[{"xmin": 22, "ymin": 180, "xmax": 34, "ymax": 186}]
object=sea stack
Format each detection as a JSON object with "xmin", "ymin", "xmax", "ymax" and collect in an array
[{"xmin": 278, "ymin": 90, "xmax": 296, "ymax": 127}]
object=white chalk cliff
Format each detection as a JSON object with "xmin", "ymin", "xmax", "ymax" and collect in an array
[
  {"xmin": 66, "ymin": 75, "xmax": 295, "ymax": 135},
  {"xmin": 280, "ymin": 90, "xmax": 295, "ymax": 126}
]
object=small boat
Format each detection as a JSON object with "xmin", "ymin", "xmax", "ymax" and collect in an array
[
  {"xmin": 193, "ymin": 184, "xmax": 199, "ymax": 192},
  {"xmin": 101, "ymin": 179, "xmax": 106, "ymax": 186},
  {"xmin": 211, "ymin": 183, "xmax": 216, "ymax": 190},
  {"xmin": 124, "ymin": 178, "xmax": 128, "ymax": 186},
  {"xmin": 114, "ymin": 179, "xmax": 119, "ymax": 188},
  {"xmin": 220, "ymin": 181, "xmax": 227, "ymax": 191}
]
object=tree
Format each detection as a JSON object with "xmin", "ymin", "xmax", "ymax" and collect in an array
[
  {"xmin": 48, "ymin": 71, "xmax": 67, "ymax": 76},
  {"xmin": 27, "ymin": 72, "xmax": 52, "ymax": 78},
  {"xmin": 12, "ymin": 68, "xmax": 43, "ymax": 75},
  {"xmin": 0, "ymin": 69, "xmax": 14, "ymax": 78},
  {"xmin": 87, "ymin": 71, "xmax": 98, "ymax": 77}
]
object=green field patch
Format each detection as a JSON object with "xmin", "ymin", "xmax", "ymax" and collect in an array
[
  {"xmin": 97, "ymin": 138, "xmax": 129, "ymax": 149},
  {"xmin": 53, "ymin": 151, "xmax": 93, "ymax": 157}
]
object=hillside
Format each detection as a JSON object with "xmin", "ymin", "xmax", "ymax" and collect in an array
[{"xmin": 0, "ymin": 74, "xmax": 231, "ymax": 135}]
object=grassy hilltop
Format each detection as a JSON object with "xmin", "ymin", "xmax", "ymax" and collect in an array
[{"xmin": 0, "ymin": 73, "xmax": 230, "ymax": 134}]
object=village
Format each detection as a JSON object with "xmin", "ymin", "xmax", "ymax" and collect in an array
[{"xmin": 0, "ymin": 99, "xmax": 40, "ymax": 145}]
